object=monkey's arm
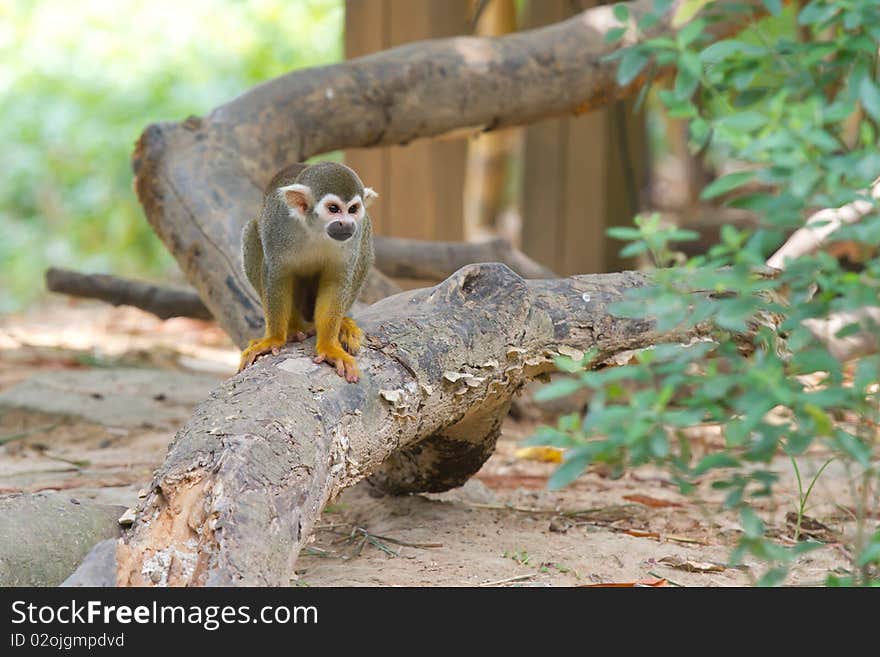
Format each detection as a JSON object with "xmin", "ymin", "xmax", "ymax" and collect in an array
[
  {"xmin": 335, "ymin": 219, "xmax": 373, "ymax": 358},
  {"xmin": 313, "ymin": 274, "xmax": 360, "ymax": 383},
  {"xmin": 238, "ymin": 267, "xmax": 294, "ymax": 371}
]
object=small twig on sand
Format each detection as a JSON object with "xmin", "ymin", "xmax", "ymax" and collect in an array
[{"xmin": 479, "ymin": 573, "xmax": 536, "ymax": 587}]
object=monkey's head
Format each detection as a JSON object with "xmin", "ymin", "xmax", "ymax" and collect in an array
[{"xmin": 278, "ymin": 162, "xmax": 378, "ymax": 242}]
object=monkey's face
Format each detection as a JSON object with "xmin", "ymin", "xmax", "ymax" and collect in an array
[
  {"xmin": 278, "ymin": 162, "xmax": 377, "ymax": 244},
  {"xmin": 314, "ymin": 193, "xmax": 364, "ymax": 242}
]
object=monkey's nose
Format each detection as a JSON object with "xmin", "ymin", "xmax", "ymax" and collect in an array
[{"xmin": 326, "ymin": 220, "xmax": 356, "ymax": 241}]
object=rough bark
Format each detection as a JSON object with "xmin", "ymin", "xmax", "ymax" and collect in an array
[
  {"xmin": 116, "ymin": 264, "xmax": 713, "ymax": 586},
  {"xmin": 132, "ymin": 0, "xmax": 762, "ymax": 348}
]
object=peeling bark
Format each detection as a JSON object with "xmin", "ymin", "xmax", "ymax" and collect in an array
[{"xmin": 117, "ymin": 264, "xmax": 711, "ymax": 586}]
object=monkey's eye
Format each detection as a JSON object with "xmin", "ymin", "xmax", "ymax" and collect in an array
[
  {"xmin": 327, "ymin": 203, "xmax": 341, "ymax": 214},
  {"xmin": 348, "ymin": 204, "xmax": 360, "ymax": 215}
]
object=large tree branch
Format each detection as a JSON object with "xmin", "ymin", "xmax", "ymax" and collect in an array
[
  {"xmin": 45, "ymin": 266, "xmax": 401, "ymax": 320},
  {"xmin": 374, "ymin": 236, "xmax": 555, "ymax": 280},
  {"xmin": 115, "ymin": 265, "xmax": 714, "ymax": 586},
  {"xmin": 133, "ymin": 0, "xmax": 762, "ymax": 348},
  {"xmin": 45, "ymin": 268, "xmax": 214, "ymax": 320}
]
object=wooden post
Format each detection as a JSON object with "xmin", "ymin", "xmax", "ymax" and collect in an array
[
  {"xmin": 344, "ymin": 0, "xmax": 471, "ymax": 242},
  {"xmin": 520, "ymin": 0, "xmax": 649, "ymax": 276},
  {"xmin": 462, "ymin": 0, "xmax": 519, "ymax": 243}
]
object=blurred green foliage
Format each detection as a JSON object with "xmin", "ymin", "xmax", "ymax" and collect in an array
[
  {"xmin": 0, "ymin": 0, "xmax": 343, "ymax": 312},
  {"xmin": 541, "ymin": 0, "xmax": 880, "ymax": 585}
]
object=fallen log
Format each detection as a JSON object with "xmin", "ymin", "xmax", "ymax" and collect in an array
[{"xmin": 116, "ymin": 264, "xmax": 712, "ymax": 586}]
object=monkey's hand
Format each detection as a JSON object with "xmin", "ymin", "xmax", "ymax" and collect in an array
[
  {"xmin": 314, "ymin": 344, "xmax": 360, "ymax": 383},
  {"xmin": 238, "ymin": 336, "xmax": 287, "ymax": 372}
]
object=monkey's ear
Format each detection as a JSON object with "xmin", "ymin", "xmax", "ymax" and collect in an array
[
  {"xmin": 363, "ymin": 187, "xmax": 379, "ymax": 208},
  {"xmin": 279, "ymin": 184, "xmax": 314, "ymax": 216}
]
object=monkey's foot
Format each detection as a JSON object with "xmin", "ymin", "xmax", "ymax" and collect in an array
[
  {"xmin": 238, "ymin": 336, "xmax": 286, "ymax": 372},
  {"xmin": 314, "ymin": 345, "xmax": 359, "ymax": 383},
  {"xmin": 338, "ymin": 317, "xmax": 363, "ymax": 355}
]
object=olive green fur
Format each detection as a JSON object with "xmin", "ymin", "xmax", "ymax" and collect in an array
[{"xmin": 241, "ymin": 162, "xmax": 374, "ymax": 329}]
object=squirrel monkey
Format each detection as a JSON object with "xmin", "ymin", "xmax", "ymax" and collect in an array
[{"xmin": 238, "ymin": 161, "xmax": 377, "ymax": 382}]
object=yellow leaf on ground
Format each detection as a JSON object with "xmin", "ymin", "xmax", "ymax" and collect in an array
[{"xmin": 515, "ymin": 446, "xmax": 565, "ymax": 463}]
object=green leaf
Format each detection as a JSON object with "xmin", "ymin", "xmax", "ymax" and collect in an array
[
  {"xmin": 548, "ymin": 448, "xmax": 595, "ymax": 490},
  {"xmin": 756, "ymin": 566, "xmax": 788, "ymax": 587},
  {"xmin": 693, "ymin": 452, "xmax": 740, "ymax": 475},
  {"xmin": 716, "ymin": 111, "xmax": 765, "ymax": 133},
  {"xmin": 741, "ymin": 506, "xmax": 764, "ymax": 537},
  {"xmin": 672, "ymin": 0, "xmax": 712, "ymax": 27},
  {"xmin": 859, "ymin": 76, "xmax": 880, "ymax": 124},
  {"xmin": 853, "ymin": 356, "xmax": 880, "ymax": 393},
  {"xmin": 605, "ymin": 27, "xmax": 627, "ymax": 44},
  {"xmin": 617, "ymin": 48, "xmax": 651, "ymax": 86},
  {"xmin": 689, "ymin": 117, "xmax": 710, "ymax": 149},
  {"xmin": 762, "ymin": 0, "xmax": 782, "ymax": 16},
  {"xmin": 674, "ymin": 51, "xmax": 702, "ymax": 99},
  {"xmin": 676, "ymin": 19, "xmax": 705, "ymax": 49},
  {"xmin": 553, "ymin": 355, "xmax": 583, "ymax": 373},
  {"xmin": 699, "ymin": 39, "xmax": 765, "ymax": 65},
  {"xmin": 798, "ymin": 1, "xmax": 839, "ymax": 26},
  {"xmin": 619, "ymin": 241, "xmax": 650, "ymax": 257},
  {"xmin": 791, "ymin": 347, "xmax": 839, "ymax": 375},
  {"xmin": 658, "ymin": 89, "xmax": 698, "ymax": 118},
  {"xmin": 606, "ymin": 226, "xmax": 642, "ymax": 240},
  {"xmin": 833, "ymin": 430, "xmax": 872, "ymax": 467},
  {"xmin": 700, "ymin": 171, "xmax": 756, "ymax": 200},
  {"xmin": 534, "ymin": 378, "xmax": 583, "ymax": 402},
  {"xmin": 856, "ymin": 533, "xmax": 880, "ymax": 566},
  {"xmin": 525, "ymin": 426, "xmax": 574, "ymax": 448},
  {"xmin": 638, "ymin": 11, "xmax": 659, "ymax": 31},
  {"xmin": 666, "ymin": 229, "xmax": 700, "ymax": 242},
  {"xmin": 649, "ymin": 430, "xmax": 669, "ymax": 457},
  {"xmin": 803, "ymin": 404, "xmax": 833, "ymax": 437},
  {"xmin": 613, "ymin": 3, "xmax": 629, "ymax": 22}
]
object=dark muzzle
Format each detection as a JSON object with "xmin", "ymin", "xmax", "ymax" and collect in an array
[{"xmin": 326, "ymin": 220, "xmax": 356, "ymax": 241}]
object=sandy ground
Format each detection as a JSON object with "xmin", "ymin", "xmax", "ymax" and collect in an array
[{"xmin": 0, "ymin": 298, "xmax": 871, "ymax": 586}]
